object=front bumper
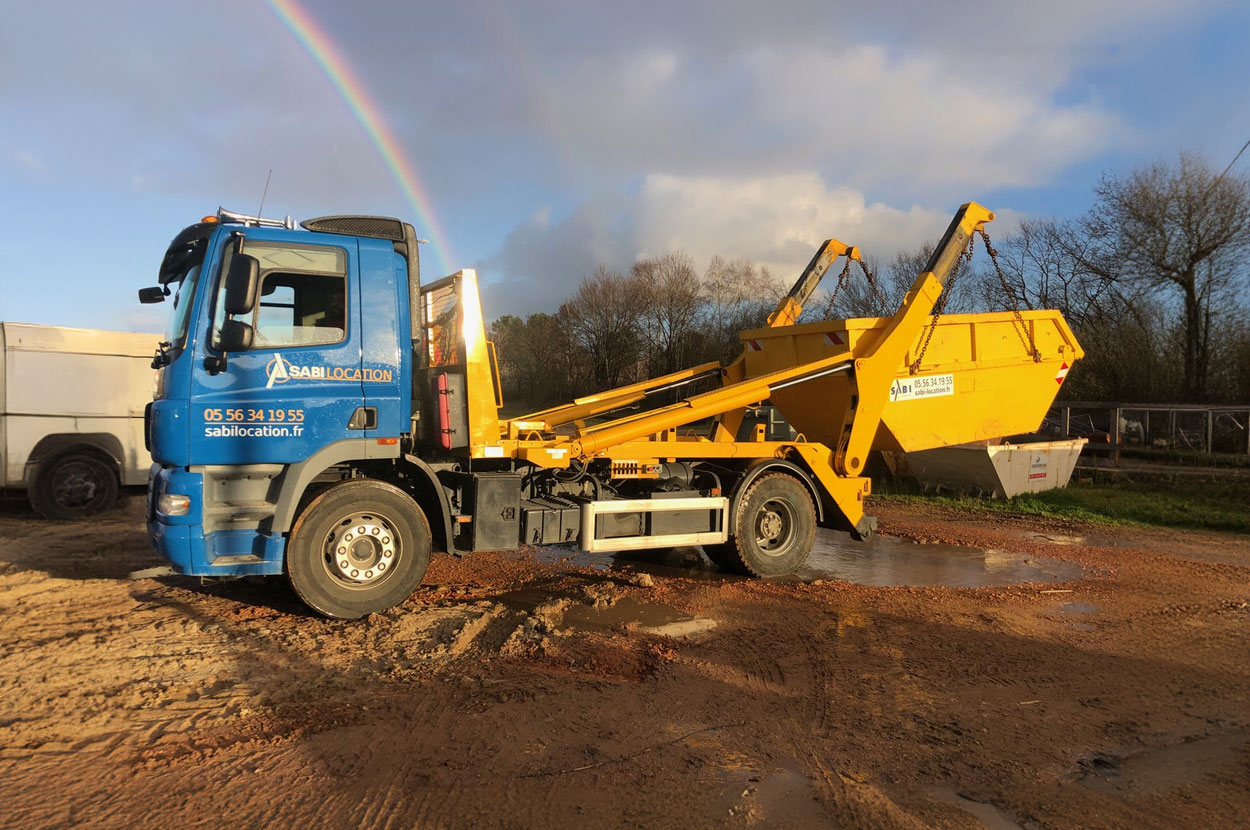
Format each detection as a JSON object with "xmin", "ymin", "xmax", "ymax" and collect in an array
[{"xmin": 147, "ymin": 464, "xmax": 285, "ymax": 577}]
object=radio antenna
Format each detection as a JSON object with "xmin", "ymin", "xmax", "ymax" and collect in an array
[{"xmin": 255, "ymin": 168, "xmax": 273, "ymax": 225}]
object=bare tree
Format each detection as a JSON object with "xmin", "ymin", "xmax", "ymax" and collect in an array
[
  {"xmin": 490, "ymin": 312, "xmax": 572, "ymax": 409},
  {"xmin": 558, "ymin": 266, "xmax": 643, "ymax": 392},
  {"xmin": 978, "ymin": 218, "xmax": 1118, "ymax": 328},
  {"xmin": 1083, "ymin": 152, "xmax": 1250, "ymax": 400},
  {"xmin": 1062, "ymin": 292, "xmax": 1181, "ymax": 402},
  {"xmin": 633, "ymin": 252, "xmax": 702, "ymax": 376},
  {"xmin": 701, "ymin": 256, "xmax": 783, "ymax": 364},
  {"xmin": 1217, "ymin": 314, "xmax": 1250, "ymax": 403},
  {"xmin": 815, "ymin": 242, "xmax": 988, "ymax": 319}
]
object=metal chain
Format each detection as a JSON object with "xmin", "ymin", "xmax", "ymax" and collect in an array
[
  {"xmin": 821, "ymin": 256, "xmax": 889, "ymax": 318},
  {"xmin": 909, "ymin": 236, "xmax": 974, "ymax": 374},
  {"xmin": 820, "ymin": 258, "xmax": 854, "ymax": 318},
  {"xmin": 977, "ymin": 227, "xmax": 1041, "ymax": 362},
  {"xmin": 855, "ymin": 259, "xmax": 889, "ymax": 310}
]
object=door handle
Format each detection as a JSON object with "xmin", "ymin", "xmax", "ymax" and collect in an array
[{"xmin": 348, "ymin": 407, "xmax": 377, "ymax": 430}]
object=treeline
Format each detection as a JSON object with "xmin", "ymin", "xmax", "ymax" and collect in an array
[
  {"xmin": 490, "ymin": 256, "xmax": 784, "ymax": 411},
  {"xmin": 490, "ymin": 152, "xmax": 1250, "ymax": 412}
]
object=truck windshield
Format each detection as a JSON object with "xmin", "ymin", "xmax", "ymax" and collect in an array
[{"xmin": 165, "ymin": 263, "xmax": 203, "ymax": 348}]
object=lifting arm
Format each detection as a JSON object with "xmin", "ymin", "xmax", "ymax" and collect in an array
[
  {"xmin": 514, "ymin": 361, "xmax": 722, "ymax": 430},
  {"xmin": 714, "ymin": 237, "xmax": 861, "ymax": 440},
  {"xmin": 831, "ymin": 201, "xmax": 995, "ymax": 476},
  {"xmin": 765, "ymin": 238, "xmax": 861, "ymax": 328}
]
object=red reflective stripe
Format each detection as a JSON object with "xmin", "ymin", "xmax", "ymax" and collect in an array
[{"xmin": 435, "ymin": 372, "xmax": 452, "ymax": 450}]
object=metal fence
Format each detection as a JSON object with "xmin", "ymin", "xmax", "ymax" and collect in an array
[{"xmin": 1044, "ymin": 402, "xmax": 1250, "ymax": 457}]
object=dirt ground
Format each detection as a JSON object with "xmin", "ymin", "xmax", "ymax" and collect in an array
[{"xmin": 1, "ymin": 492, "xmax": 1247, "ymax": 830}]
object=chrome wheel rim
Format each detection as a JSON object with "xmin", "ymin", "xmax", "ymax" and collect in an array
[{"xmin": 322, "ymin": 512, "xmax": 400, "ymax": 588}]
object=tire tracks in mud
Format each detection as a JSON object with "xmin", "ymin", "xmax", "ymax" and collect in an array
[
  {"xmin": 2, "ymin": 499, "xmax": 1250, "ymax": 828},
  {"xmin": 694, "ymin": 595, "xmax": 940, "ymax": 827}
]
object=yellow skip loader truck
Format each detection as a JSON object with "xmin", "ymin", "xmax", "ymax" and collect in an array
[{"xmin": 141, "ymin": 203, "xmax": 1082, "ymax": 618}]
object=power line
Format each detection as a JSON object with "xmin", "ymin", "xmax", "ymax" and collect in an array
[
  {"xmin": 1198, "ymin": 135, "xmax": 1250, "ymax": 201},
  {"xmin": 1216, "ymin": 136, "xmax": 1250, "ymax": 180}
]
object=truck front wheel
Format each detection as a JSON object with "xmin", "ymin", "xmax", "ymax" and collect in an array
[
  {"xmin": 720, "ymin": 474, "xmax": 816, "ymax": 577},
  {"xmin": 29, "ymin": 452, "xmax": 119, "ymax": 520},
  {"xmin": 286, "ymin": 479, "xmax": 431, "ymax": 620}
]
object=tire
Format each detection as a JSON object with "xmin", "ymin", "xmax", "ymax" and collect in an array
[
  {"xmin": 29, "ymin": 452, "xmax": 119, "ymax": 520},
  {"xmin": 286, "ymin": 479, "xmax": 431, "ymax": 620},
  {"xmin": 720, "ymin": 474, "xmax": 816, "ymax": 577}
]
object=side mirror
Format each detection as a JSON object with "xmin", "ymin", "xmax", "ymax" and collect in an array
[
  {"xmin": 224, "ymin": 254, "xmax": 260, "ymax": 316},
  {"xmin": 219, "ymin": 319, "xmax": 254, "ymax": 352},
  {"xmin": 138, "ymin": 286, "xmax": 166, "ymax": 304}
]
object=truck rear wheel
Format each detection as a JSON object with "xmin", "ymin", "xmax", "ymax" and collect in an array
[
  {"xmin": 29, "ymin": 452, "xmax": 119, "ymax": 520},
  {"xmin": 286, "ymin": 479, "xmax": 431, "ymax": 620},
  {"xmin": 720, "ymin": 474, "xmax": 816, "ymax": 577}
]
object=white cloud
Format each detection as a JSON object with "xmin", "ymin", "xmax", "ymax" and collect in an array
[
  {"xmin": 634, "ymin": 172, "xmax": 948, "ymax": 272},
  {"xmin": 740, "ymin": 44, "xmax": 1128, "ymax": 192},
  {"xmin": 481, "ymin": 170, "xmax": 1028, "ymax": 318},
  {"xmin": 1, "ymin": 0, "xmax": 1232, "ymax": 333},
  {"xmin": 11, "ymin": 148, "xmax": 45, "ymax": 175}
]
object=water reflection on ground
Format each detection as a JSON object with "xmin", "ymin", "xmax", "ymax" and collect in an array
[
  {"xmin": 527, "ymin": 528, "xmax": 1082, "ymax": 589},
  {"xmin": 797, "ymin": 531, "xmax": 1082, "ymax": 588}
]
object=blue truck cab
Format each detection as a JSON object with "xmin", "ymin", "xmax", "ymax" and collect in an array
[{"xmin": 142, "ymin": 210, "xmax": 457, "ymax": 617}]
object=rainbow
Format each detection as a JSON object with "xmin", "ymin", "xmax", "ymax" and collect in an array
[{"xmin": 265, "ymin": 0, "xmax": 455, "ymax": 275}]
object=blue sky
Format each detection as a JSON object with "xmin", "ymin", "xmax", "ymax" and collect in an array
[{"xmin": 2, "ymin": 0, "xmax": 1247, "ymax": 331}]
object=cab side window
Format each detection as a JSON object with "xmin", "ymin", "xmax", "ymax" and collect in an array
[
  {"xmin": 213, "ymin": 242, "xmax": 348, "ymax": 350},
  {"xmin": 253, "ymin": 272, "xmax": 346, "ymax": 348}
]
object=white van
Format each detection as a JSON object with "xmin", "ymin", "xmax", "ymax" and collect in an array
[{"xmin": 0, "ymin": 323, "xmax": 158, "ymax": 518}]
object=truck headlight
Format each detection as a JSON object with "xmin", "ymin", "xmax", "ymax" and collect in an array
[{"xmin": 157, "ymin": 493, "xmax": 191, "ymax": 516}]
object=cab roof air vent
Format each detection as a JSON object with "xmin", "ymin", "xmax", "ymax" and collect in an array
[{"xmin": 301, "ymin": 215, "xmax": 406, "ymax": 241}]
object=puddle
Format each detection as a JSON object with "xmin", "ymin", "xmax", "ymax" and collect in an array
[
  {"xmin": 563, "ymin": 597, "xmax": 716, "ymax": 637},
  {"xmin": 499, "ymin": 587, "xmax": 716, "ymax": 637},
  {"xmin": 529, "ymin": 544, "xmax": 727, "ymax": 581},
  {"xmin": 1026, "ymin": 532, "xmax": 1089, "ymax": 546},
  {"xmin": 928, "ymin": 788, "xmax": 1023, "ymax": 830},
  {"xmin": 1056, "ymin": 602, "xmax": 1099, "ymax": 630},
  {"xmin": 719, "ymin": 761, "xmax": 829, "ymax": 824},
  {"xmin": 523, "ymin": 530, "xmax": 1081, "ymax": 589},
  {"xmin": 796, "ymin": 531, "xmax": 1082, "ymax": 588},
  {"xmin": 1080, "ymin": 732, "xmax": 1248, "ymax": 795},
  {"xmin": 1157, "ymin": 549, "xmax": 1250, "ymax": 568}
]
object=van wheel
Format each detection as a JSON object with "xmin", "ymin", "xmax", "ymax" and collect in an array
[
  {"xmin": 287, "ymin": 479, "xmax": 431, "ymax": 620},
  {"xmin": 29, "ymin": 452, "xmax": 119, "ymax": 519},
  {"xmin": 720, "ymin": 474, "xmax": 816, "ymax": 577}
]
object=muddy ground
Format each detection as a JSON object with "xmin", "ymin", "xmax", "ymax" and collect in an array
[{"xmin": 1, "ymin": 494, "xmax": 1247, "ymax": 829}]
